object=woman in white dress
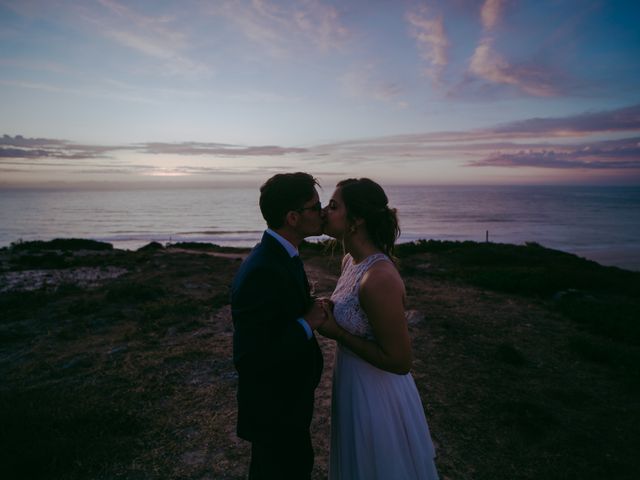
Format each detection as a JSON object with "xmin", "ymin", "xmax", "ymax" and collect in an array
[{"xmin": 318, "ymin": 178, "xmax": 439, "ymax": 480}]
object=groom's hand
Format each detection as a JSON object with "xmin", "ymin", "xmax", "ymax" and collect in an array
[
  {"xmin": 303, "ymin": 299, "xmax": 328, "ymax": 330},
  {"xmin": 317, "ymin": 302, "xmax": 343, "ymax": 341}
]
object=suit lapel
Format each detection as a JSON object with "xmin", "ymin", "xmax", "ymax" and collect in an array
[{"xmin": 261, "ymin": 232, "xmax": 309, "ymax": 301}]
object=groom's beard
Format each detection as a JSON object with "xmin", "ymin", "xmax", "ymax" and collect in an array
[
  {"xmin": 321, "ymin": 220, "xmax": 335, "ymax": 237},
  {"xmin": 301, "ymin": 224, "xmax": 323, "ymax": 238},
  {"xmin": 310, "ymin": 226, "xmax": 323, "ymax": 236}
]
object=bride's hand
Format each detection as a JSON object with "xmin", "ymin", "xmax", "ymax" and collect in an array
[
  {"xmin": 317, "ymin": 302, "xmax": 342, "ymax": 340},
  {"xmin": 317, "ymin": 297, "xmax": 334, "ymax": 312},
  {"xmin": 304, "ymin": 298, "xmax": 329, "ymax": 330}
]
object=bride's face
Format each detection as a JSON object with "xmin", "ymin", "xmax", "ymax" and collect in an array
[{"xmin": 323, "ymin": 188, "xmax": 349, "ymax": 238}]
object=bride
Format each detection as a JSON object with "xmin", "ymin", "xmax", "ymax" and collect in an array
[{"xmin": 318, "ymin": 178, "xmax": 439, "ymax": 480}]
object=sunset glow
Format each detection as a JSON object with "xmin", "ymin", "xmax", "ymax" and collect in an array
[{"xmin": 1, "ymin": 0, "xmax": 639, "ymax": 187}]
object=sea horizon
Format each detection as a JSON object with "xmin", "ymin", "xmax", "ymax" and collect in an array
[{"xmin": 2, "ymin": 184, "xmax": 639, "ymax": 271}]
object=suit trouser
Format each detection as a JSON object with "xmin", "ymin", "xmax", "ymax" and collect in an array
[{"xmin": 248, "ymin": 430, "xmax": 313, "ymax": 480}]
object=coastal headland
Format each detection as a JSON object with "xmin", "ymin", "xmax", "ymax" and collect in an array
[{"xmin": 1, "ymin": 238, "xmax": 639, "ymax": 479}]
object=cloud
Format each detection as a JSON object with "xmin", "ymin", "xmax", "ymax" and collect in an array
[
  {"xmin": 81, "ymin": 0, "xmax": 213, "ymax": 77},
  {"xmin": 0, "ymin": 148, "xmax": 56, "ymax": 158},
  {"xmin": 211, "ymin": 0, "xmax": 349, "ymax": 57},
  {"xmin": 469, "ymin": 137, "xmax": 640, "ymax": 169},
  {"xmin": 4, "ymin": 105, "xmax": 639, "ymax": 178},
  {"xmin": 139, "ymin": 142, "xmax": 307, "ymax": 156},
  {"xmin": 1, "ymin": 134, "xmax": 65, "ymax": 147},
  {"xmin": 0, "ymin": 135, "xmax": 308, "ymax": 161},
  {"xmin": 480, "ymin": 0, "xmax": 506, "ymax": 31},
  {"xmin": 468, "ymin": 37, "xmax": 557, "ymax": 97},
  {"xmin": 0, "ymin": 135, "xmax": 121, "ymax": 159},
  {"xmin": 405, "ymin": 6, "xmax": 449, "ymax": 84},
  {"xmin": 490, "ymin": 104, "xmax": 640, "ymax": 136},
  {"xmin": 365, "ymin": 103, "xmax": 640, "ymax": 144},
  {"xmin": 340, "ymin": 65, "xmax": 405, "ymax": 105},
  {"xmin": 290, "ymin": 0, "xmax": 349, "ymax": 51},
  {"xmin": 465, "ymin": 0, "xmax": 559, "ymax": 97},
  {"xmin": 310, "ymin": 105, "xmax": 640, "ymax": 171}
]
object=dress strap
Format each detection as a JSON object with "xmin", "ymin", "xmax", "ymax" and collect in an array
[
  {"xmin": 358, "ymin": 253, "xmax": 389, "ymax": 270},
  {"xmin": 353, "ymin": 253, "xmax": 390, "ymax": 285}
]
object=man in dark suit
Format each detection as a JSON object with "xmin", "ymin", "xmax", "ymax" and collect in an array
[{"xmin": 231, "ymin": 172, "xmax": 327, "ymax": 479}]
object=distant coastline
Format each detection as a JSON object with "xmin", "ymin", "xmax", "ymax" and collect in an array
[
  {"xmin": 2, "ymin": 236, "xmax": 640, "ymax": 273},
  {"xmin": 2, "ymin": 236, "xmax": 640, "ymax": 272},
  {"xmin": 1, "ymin": 185, "xmax": 639, "ymax": 271}
]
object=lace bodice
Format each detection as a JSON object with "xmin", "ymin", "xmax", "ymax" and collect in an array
[{"xmin": 330, "ymin": 253, "xmax": 391, "ymax": 341}]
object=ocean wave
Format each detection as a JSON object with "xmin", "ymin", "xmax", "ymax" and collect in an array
[{"xmin": 177, "ymin": 230, "xmax": 262, "ymax": 235}]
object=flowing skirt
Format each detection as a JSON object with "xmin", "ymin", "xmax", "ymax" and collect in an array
[{"xmin": 329, "ymin": 346, "xmax": 439, "ymax": 480}]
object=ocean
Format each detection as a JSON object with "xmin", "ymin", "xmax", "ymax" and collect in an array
[{"xmin": 1, "ymin": 185, "xmax": 639, "ymax": 271}]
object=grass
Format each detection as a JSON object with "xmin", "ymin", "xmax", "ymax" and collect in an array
[
  {"xmin": 397, "ymin": 240, "xmax": 640, "ymax": 345},
  {"xmin": 106, "ymin": 281, "xmax": 167, "ymax": 302},
  {"xmin": 0, "ymin": 245, "xmax": 243, "ymax": 479},
  {"xmin": 495, "ymin": 343, "xmax": 527, "ymax": 366},
  {"xmin": 1, "ymin": 240, "xmax": 639, "ymax": 479},
  {"xmin": 0, "ymin": 384, "xmax": 147, "ymax": 479}
]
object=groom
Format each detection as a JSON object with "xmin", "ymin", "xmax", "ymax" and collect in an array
[{"xmin": 231, "ymin": 172, "xmax": 327, "ymax": 479}]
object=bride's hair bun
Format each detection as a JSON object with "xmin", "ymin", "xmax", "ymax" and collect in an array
[{"xmin": 337, "ymin": 178, "xmax": 400, "ymax": 258}]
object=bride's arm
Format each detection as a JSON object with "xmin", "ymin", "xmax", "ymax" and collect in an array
[{"xmin": 320, "ymin": 262, "xmax": 413, "ymax": 374}]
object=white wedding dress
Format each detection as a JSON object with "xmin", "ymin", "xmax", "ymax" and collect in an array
[{"xmin": 329, "ymin": 253, "xmax": 439, "ymax": 480}]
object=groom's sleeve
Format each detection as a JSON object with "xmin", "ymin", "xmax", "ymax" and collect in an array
[
  {"xmin": 296, "ymin": 318, "xmax": 313, "ymax": 339},
  {"xmin": 232, "ymin": 266, "xmax": 311, "ymax": 375}
]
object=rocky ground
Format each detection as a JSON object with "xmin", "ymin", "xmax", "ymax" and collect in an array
[{"xmin": 1, "ymin": 239, "xmax": 639, "ymax": 479}]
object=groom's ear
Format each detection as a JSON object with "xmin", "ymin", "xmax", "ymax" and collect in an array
[{"xmin": 285, "ymin": 210, "xmax": 300, "ymax": 227}]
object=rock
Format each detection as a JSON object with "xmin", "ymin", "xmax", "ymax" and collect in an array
[
  {"xmin": 0, "ymin": 266, "xmax": 128, "ymax": 293},
  {"xmin": 552, "ymin": 289, "xmax": 595, "ymax": 302},
  {"xmin": 108, "ymin": 345, "xmax": 128, "ymax": 355},
  {"xmin": 405, "ymin": 309, "xmax": 424, "ymax": 326},
  {"xmin": 166, "ymin": 327, "xmax": 178, "ymax": 337},
  {"xmin": 62, "ymin": 354, "xmax": 93, "ymax": 369}
]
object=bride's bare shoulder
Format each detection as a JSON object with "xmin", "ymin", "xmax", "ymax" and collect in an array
[{"xmin": 360, "ymin": 259, "xmax": 404, "ymax": 294}]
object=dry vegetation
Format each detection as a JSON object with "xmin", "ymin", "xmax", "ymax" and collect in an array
[{"xmin": 1, "ymin": 239, "xmax": 639, "ymax": 479}]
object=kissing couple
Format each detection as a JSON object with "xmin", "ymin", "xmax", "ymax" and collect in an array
[{"xmin": 231, "ymin": 172, "xmax": 439, "ymax": 479}]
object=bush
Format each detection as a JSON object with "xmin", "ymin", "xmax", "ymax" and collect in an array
[
  {"xmin": 137, "ymin": 241, "xmax": 164, "ymax": 252},
  {"xmin": 10, "ymin": 238, "xmax": 113, "ymax": 252}
]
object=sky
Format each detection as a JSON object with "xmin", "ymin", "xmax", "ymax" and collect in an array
[{"xmin": 0, "ymin": 0, "xmax": 639, "ymax": 188}]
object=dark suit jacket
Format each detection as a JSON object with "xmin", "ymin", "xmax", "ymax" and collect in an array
[{"xmin": 231, "ymin": 232, "xmax": 324, "ymax": 441}]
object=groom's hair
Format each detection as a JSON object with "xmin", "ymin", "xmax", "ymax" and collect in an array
[{"xmin": 260, "ymin": 172, "xmax": 319, "ymax": 229}]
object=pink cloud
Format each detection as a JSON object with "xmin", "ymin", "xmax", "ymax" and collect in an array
[
  {"xmin": 84, "ymin": 0, "xmax": 213, "ymax": 77},
  {"xmin": 322, "ymin": 104, "xmax": 640, "ymax": 147},
  {"xmin": 291, "ymin": 0, "xmax": 349, "ymax": 52},
  {"xmin": 469, "ymin": 137, "xmax": 640, "ymax": 169},
  {"xmin": 490, "ymin": 104, "xmax": 640, "ymax": 136},
  {"xmin": 140, "ymin": 142, "xmax": 307, "ymax": 156},
  {"xmin": 212, "ymin": 0, "xmax": 349, "ymax": 57},
  {"xmin": 340, "ymin": 65, "xmax": 405, "ymax": 105},
  {"xmin": 311, "ymin": 105, "xmax": 640, "ymax": 171},
  {"xmin": 466, "ymin": 0, "xmax": 560, "ymax": 97},
  {"xmin": 480, "ymin": 0, "xmax": 506, "ymax": 30},
  {"xmin": 405, "ymin": 6, "xmax": 449, "ymax": 84},
  {"xmin": 468, "ymin": 38, "xmax": 557, "ymax": 97}
]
